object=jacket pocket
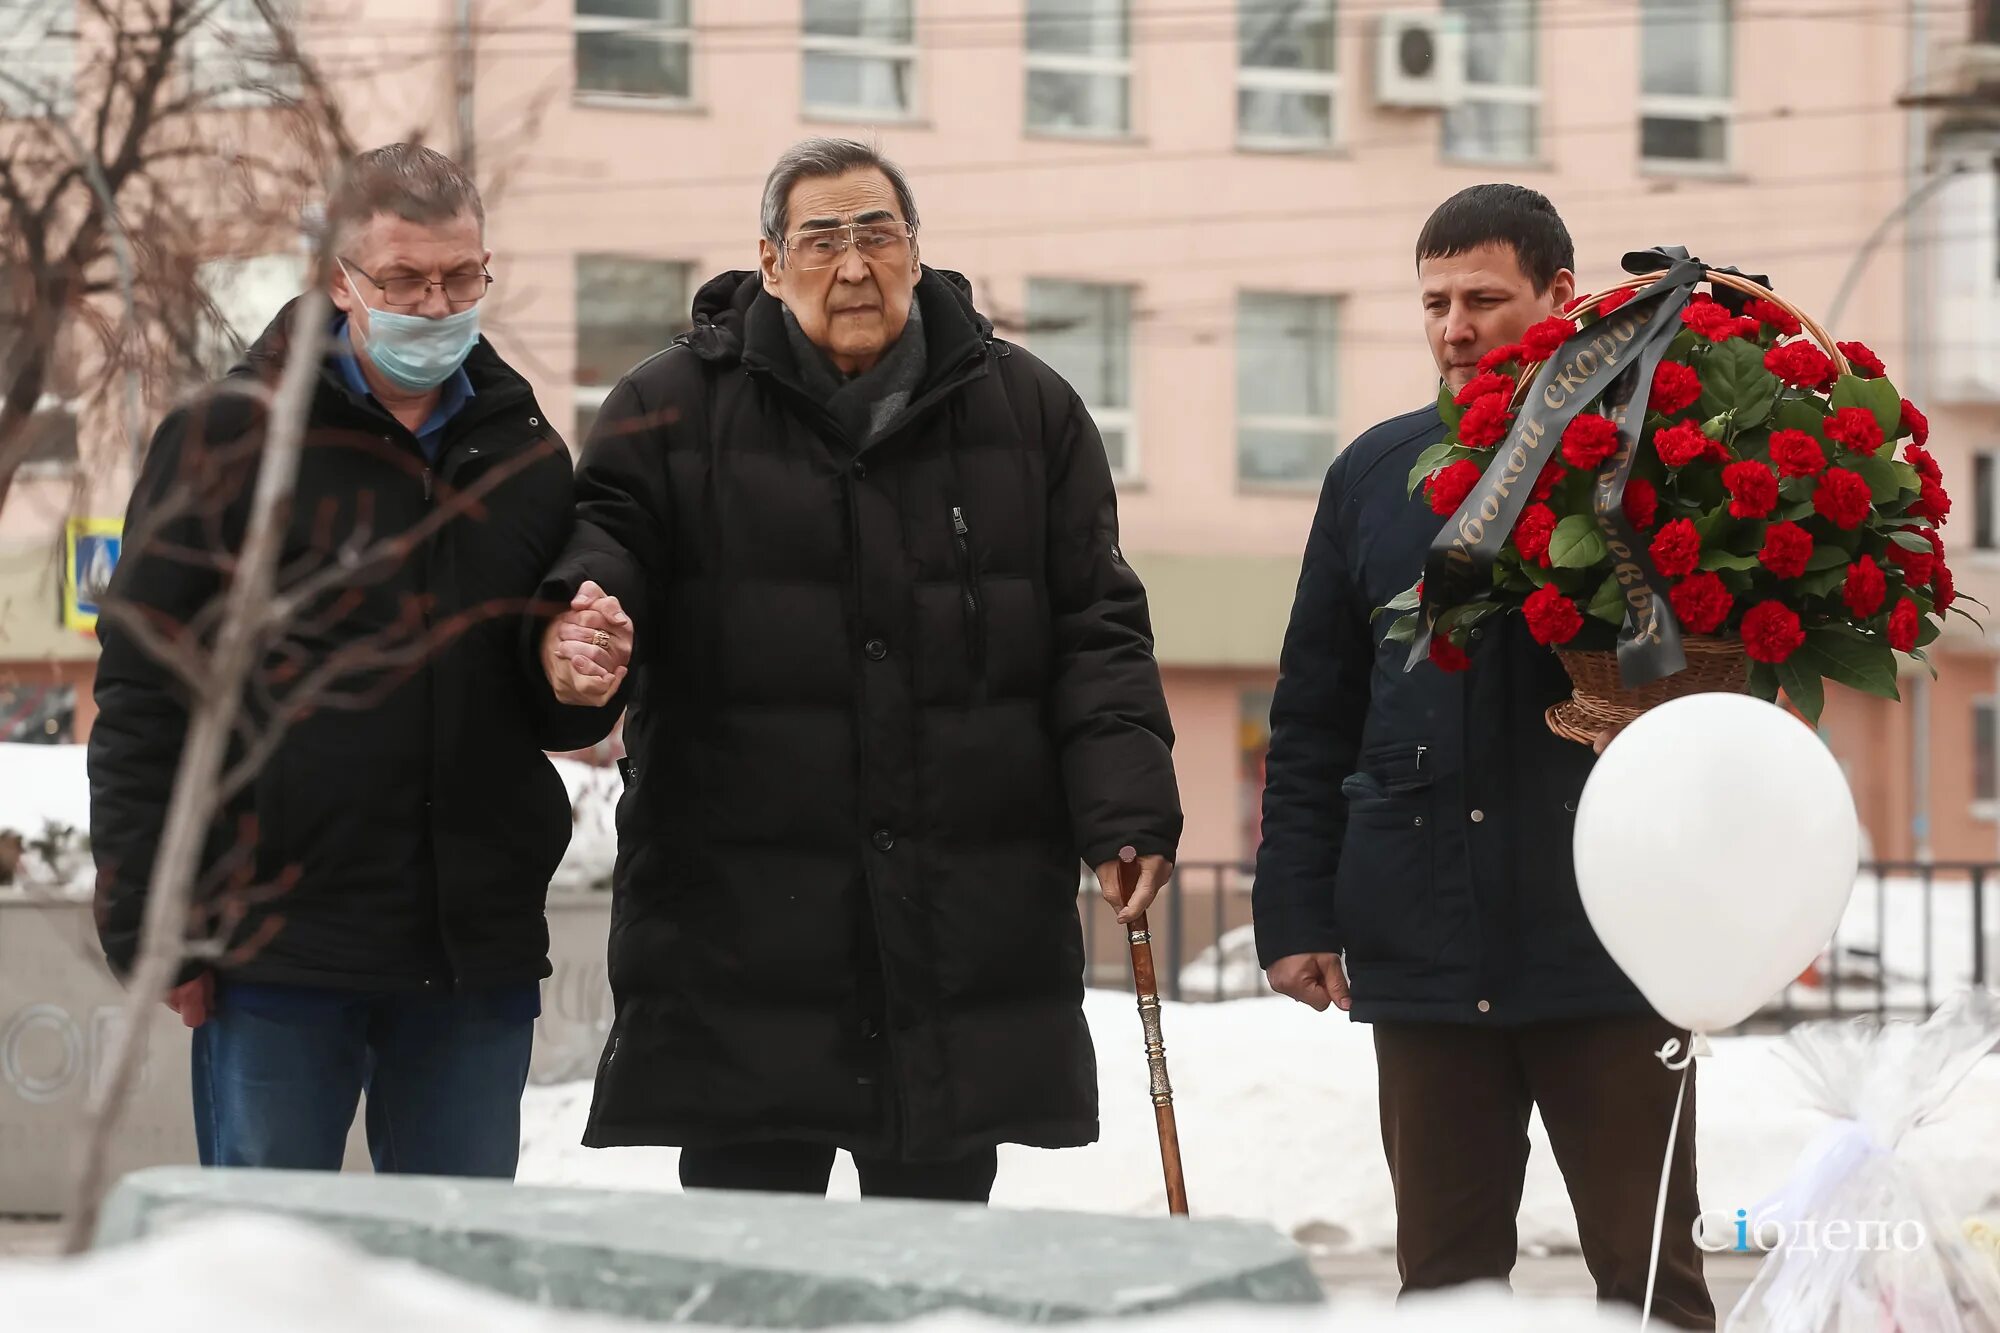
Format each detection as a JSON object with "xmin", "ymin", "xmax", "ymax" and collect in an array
[
  {"xmin": 1334, "ymin": 766, "xmax": 1440, "ymax": 969},
  {"xmin": 947, "ymin": 504, "xmax": 988, "ymax": 696}
]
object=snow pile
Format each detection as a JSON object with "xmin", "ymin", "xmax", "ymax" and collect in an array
[
  {"xmin": 551, "ymin": 758, "xmax": 620, "ymax": 893},
  {"xmin": 0, "ymin": 1214, "xmax": 1635, "ymax": 1332},
  {"xmin": 521, "ymin": 989, "xmax": 2000, "ymax": 1256},
  {"xmin": 0, "ymin": 742, "xmax": 94, "ymax": 892}
]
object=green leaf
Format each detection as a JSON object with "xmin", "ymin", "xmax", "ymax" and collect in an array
[
  {"xmin": 1384, "ymin": 614, "xmax": 1419, "ymax": 645},
  {"xmin": 1793, "ymin": 625, "xmax": 1901, "ymax": 702},
  {"xmin": 1407, "ymin": 440, "xmax": 1470, "ymax": 498},
  {"xmin": 1521, "ymin": 561, "xmax": 1552, "ymax": 588},
  {"xmin": 1549, "ymin": 514, "xmax": 1608, "ymax": 569},
  {"xmin": 1587, "ymin": 572, "xmax": 1627, "ymax": 626},
  {"xmin": 1772, "ymin": 395, "xmax": 1830, "ymax": 442},
  {"xmin": 1889, "ymin": 461, "xmax": 1920, "ymax": 494},
  {"xmin": 1911, "ymin": 646, "xmax": 1940, "ymax": 679},
  {"xmin": 1849, "ymin": 453, "xmax": 1903, "ymax": 504},
  {"xmin": 1747, "ymin": 660, "xmax": 1781, "ymax": 702},
  {"xmin": 1438, "ymin": 383, "xmax": 1465, "ymax": 430},
  {"xmin": 1917, "ymin": 614, "xmax": 1941, "ymax": 648},
  {"xmin": 1775, "ymin": 657, "xmax": 1826, "ymax": 726},
  {"xmin": 1795, "ymin": 567, "xmax": 1848, "ymax": 599},
  {"xmin": 1699, "ymin": 550, "xmax": 1763, "ymax": 572},
  {"xmin": 1830, "ymin": 373, "xmax": 1903, "ymax": 437},
  {"xmin": 1668, "ymin": 328, "xmax": 1704, "ymax": 362},
  {"xmin": 1777, "ymin": 498, "xmax": 1817, "ymax": 522},
  {"xmin": 1695, "ymin": 506, "xmax": 1734, "ymax": 544},
  {"xmin": 1890, "ymin": 529, "xmax": 1934, "ymax": 553},
  {"xmin": 1806, "ymin": 543, "xmax": 1851, "ymax": 572},
  {"xmin": 1697, "ymin": 337, "xmax": 1781, "ymax": 430},
  {"xmin": 1379, "ymin": 582, "xmax": 1424, "ymax": 616}
]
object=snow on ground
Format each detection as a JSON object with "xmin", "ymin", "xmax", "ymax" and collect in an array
[
  {"xmin": 0, "ymin": 1214, "xmax": 1637, "ymax": 1332},
  {"xmin": 521, "ymin": 988, "xmax": 2000, "ymax": 1256}
]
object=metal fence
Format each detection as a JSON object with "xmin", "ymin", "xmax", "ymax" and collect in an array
[{"xmin": 1080, "ymin": 860, "xmax": 2000, "ymax": 1025}]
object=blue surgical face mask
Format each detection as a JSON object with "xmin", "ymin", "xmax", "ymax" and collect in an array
[{"xmin": 342, "ymin": 262, "xmax": 481, "ymax": 391}]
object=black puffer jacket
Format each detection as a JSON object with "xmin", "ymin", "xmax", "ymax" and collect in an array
[
  {"xmin": 1253, "ymin": 404, "xmax": 1650, "ymax": 1026},
  {"xmin": 549, "ymin": 269, "xmax": 1183, "ymax": 1160},
  {"xmin": 89, "ymin": 302, "xmax": 611, "ymax": 989}
]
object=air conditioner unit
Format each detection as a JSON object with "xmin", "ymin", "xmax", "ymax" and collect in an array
[{"xmin": 1374, "ymin": 12, "xmax": 1467, "ymax": 110}]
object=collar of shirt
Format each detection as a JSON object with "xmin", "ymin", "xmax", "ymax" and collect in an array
[{"xmin": 330, "ymin": 314, "xmax": 476, "ymax": 460}]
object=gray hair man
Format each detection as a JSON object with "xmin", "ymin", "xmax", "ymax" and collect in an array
[
  {"xmin": 90, "ymin": 143, "xmax": 620, "ymax": 1178},
  {"xmin": 537, "ymin": 138, "xmax": 1183, "ymax": 1202}
]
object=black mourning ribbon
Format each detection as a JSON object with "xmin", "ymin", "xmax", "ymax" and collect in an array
[{"xmin": 1408, "ymin": 247, "xmax": 1762, "ymax": 688}]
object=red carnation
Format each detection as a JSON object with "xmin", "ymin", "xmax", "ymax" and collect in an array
[
  {"xmin": 1624, "ymin": 477, "xmax": 1659, "ymax": 531},
  {"xmin": 1514, "ymin": 503, "xmax": 1558, "ymax": 567},
  {"xmin": 1905, "ymin": 444, "xmax": 1943, "ymax": 486},
  {"xmin": 1670, "ymin": 571, "xmax": 1735, "ymax": 635},
  {"xmin": 1766, "ymin": 341, "xmax": 1838, "ymax": 391},
  {"xmin": 1683, "ymin": 297, "xmax": 1746, "ymax": 342},
  {"xmin": 1934, "ymin": 562, "xmax": 1956, "ymax": 614},
  {"xmin": 1886, "ymin": 531, "xmax": 1938, "ymax": 586},
  {"xmin": 1562, "ymin": 413, "xmax": 1622, "ymax": 469},
  {"xmin": 1825, "ymin": 407, "xmax": 1886, "ymax": 456},
  {"xmin": 1888, "ymin": 597, "xmax": 1921, "ymax": 653},
  {"xmin": 1427, "ymin": 459, "xmax": 1483, "ymax": 515},
  {"xmin": 1745, "ymin": 298, "xmax": 1802, "ymax": 337},
  {"xmin": 1521, "ymin": 316, "xmax": 1577, "ymax": 361},
  {"xmin": 1595, "ymin": 288, "xmax": 1636, "ymax": 315},
  {"xmin": 1523, "ymin": 584, "xmax": 1585, "ymax": 646},
  {"xmin": 1478, "ymin": 343, "xmax": 1527, "ymax": 373},
  {"xmin": 1455, "ymin": 370, "xmax": 1516, "ymax": 408},
  {"xmin": 1429, "ymin": 635, "xmax": 1472, "ymax": 673},
  {"xmin": 1655, "ymin": 419, "xmax": 1719, "ymax": 469},
  {"xmin": 1837, "ymin": 341, "xmax": 1887, "ymax": 379},
  {"xmin": 1459, "ymin": 392, "xmax": 1514, "ymax": 450},
  {"xmin": 1843, "ymin": 557, "xmax": 1887, "ymax": 619},
  {"xmin": 1534, "ymin": 457, "xmax": 1567, "ymax": 502},
  {"xmin": 1650, "ymin": 361, "xmax": 1703, "ymax": 415},
  {"xmin": 1813, "ymin": 467, "xmax": 1874, "ymax": 530},
  {"xmin": 1912, "ymin": 479, "xmax": 1952, "ymax": 526},
  {"xmin": 1650, "ymin": 518, "xmax": 1703, "ymax": 578},
  {"xmin": 1742, "ymin": 601, "xmax": 1807, "ymax": 664},
  {"xmin": 1724, "ymin": 461, "xmax": 1780, "ymax": 519},
  {"xmin": 1770, "ymin": 429, "xmax": 1828, "ymax": 478},
  {"xmin": 1900, "ymin": 398, "xmax": 1929, "ymax": 445},
  {"xmin": 1759, "ymin": 521, "xmax": 1815, "ymax": 579}
]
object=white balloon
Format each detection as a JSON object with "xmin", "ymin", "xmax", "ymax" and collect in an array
[{"xmin": 1574, "ymin": 692, "xmax": 1859, "ymax": 1034}]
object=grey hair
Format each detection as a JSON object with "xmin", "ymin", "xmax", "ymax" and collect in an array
[
  {"xmin": 325, "ymin": 143, "xmax": 484, "ymax": 254},
  {"xmin": 759, "ymin": 138, "xmax": 919, "ymax": 253}
]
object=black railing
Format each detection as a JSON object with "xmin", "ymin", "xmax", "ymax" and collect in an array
[{"xmin": 1081, "ymin": 860, "xmax": 1998, "ymax": 1023}]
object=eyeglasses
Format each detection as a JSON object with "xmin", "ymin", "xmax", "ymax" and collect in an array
[
  {"xmin": 340, "ymin": 258, "xmax": 493, "ymax": 309},
  {"xmin": 782, "ymin": 221, "xmax": 916, "ymax": 271}
]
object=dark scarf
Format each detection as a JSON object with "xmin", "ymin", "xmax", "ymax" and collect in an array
[{"xmin": 781, "ymin": 300, "xmax": 928, "ymax": 452}]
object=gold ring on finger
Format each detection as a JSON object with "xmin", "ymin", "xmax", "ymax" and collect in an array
[{"xmin": 592, "ymin": 630, "xmax": 611, "ymax": 650}]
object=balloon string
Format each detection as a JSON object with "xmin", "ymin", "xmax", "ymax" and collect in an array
[{"xmin": 1641, "ymin": 1056, "xmax": 1694, "ymax": 1331}]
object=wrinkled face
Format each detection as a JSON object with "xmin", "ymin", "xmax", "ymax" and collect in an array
[
  {"xmin": 331, "ymin": 210, "xmax": 489, "ymax": 334},
  {"xmin": 759, "ymin": 167, "xmax": 920, "ymax": 376},
  {"xmin": 1419, "ymin": 242, "xmax": 1575, "ymax": 393}
]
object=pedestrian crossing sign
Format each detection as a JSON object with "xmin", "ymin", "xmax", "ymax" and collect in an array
[{"xmin": 63, "ymin": 518, "xmax": 122, "ymax": 632}]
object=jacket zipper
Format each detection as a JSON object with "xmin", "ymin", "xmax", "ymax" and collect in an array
[{"xmin": 951, "ymin": 505, "xmax": 987, "ymax": 685}]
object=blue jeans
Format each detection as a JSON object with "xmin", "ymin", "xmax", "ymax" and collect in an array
[{"xmin": 191, "ymin": 981, "xmax": 535, "ymax": 1177}]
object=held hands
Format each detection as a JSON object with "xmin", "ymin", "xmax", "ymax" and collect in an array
[
  {"xmin": 1092, "ymin": 845, "xmax": 1173, "ymax": 925},
  {"xmin": 1267, "ymin": 952, "xmax": 1351, "ymax": 1013},
  {"xmin": 166, "ymin": 973, "xmax": 213, "ymax": 1028},
  {"xmin": 542, "ymin": 580, "xmax": 633, "ymax": 707}
]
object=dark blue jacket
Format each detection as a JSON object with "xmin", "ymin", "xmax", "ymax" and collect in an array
[{"xmin": 1252, "ymin": 404, "xmax": 1651, "ymax": 1026}]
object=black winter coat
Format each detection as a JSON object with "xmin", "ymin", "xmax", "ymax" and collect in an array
[
  {"xmin": 89, "ymin": 303, "xmax": 611, "ymax": 989},
  {"xmin": 549, "ymin": 269, "xmax": 1183, "ymax": 1160},
  {"xmin": 1252, "ymin": 405, "xmax": 1650, "ymax": 1025}
]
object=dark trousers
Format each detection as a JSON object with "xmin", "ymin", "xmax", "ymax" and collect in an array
[
  {"xmin": 191, "ymin": 984, "xmax": 534, "ymax": 1178},
  {"xmin": 678, "ymin": 1141, "xmax": 999, "ymax": 1204},
  {"xmin": 1373, "ymin": 1014, "xmax": 1715, "ymax": 1330}
]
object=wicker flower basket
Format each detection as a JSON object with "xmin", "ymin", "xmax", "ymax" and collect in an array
[{"xmin": 1534, "ymin": 270, "xmax": 1849, "ymax": 748}]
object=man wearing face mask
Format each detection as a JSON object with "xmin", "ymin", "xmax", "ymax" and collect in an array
[
  {"xmin": 535, "ymin": 138, "xmax": 1182, "ymax": 1202},
  {"xmin": 89, "ymin": 144, "xmax": 624, "ymax": 1177}
]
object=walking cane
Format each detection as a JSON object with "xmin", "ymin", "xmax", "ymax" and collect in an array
[{"xmin": 1118, "ymin": 847, "xmax": 1190, "ymax": 1216}]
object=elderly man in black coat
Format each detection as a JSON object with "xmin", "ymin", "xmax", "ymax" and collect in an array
[{"xmin": 535, "ymin": 138, "xmax": 1183, "ymax": 1203}]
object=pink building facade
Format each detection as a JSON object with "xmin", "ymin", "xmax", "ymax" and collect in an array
[{"xmin": 8, "ymin": 0, "xmax": 2000, "ymax": 867}]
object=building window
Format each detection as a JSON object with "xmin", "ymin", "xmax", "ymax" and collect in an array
[
  {"xmin": 576, "ymin": 0, "xmax": 693, "ymax": 103},
  {"xmin": 1238, "ymin": 0, "xmax": 1338, "ymax": 150},
  {"xmin": 181, "ymin": 0, "xmax": 303, "ymax": 107},
  {"xmin": 1979, "ymin": 0, "xmax": 2000, "ymax": 44},
  {"xmin": 1976, "ymin": 698, "xmax": 1998, "ymax": 816},
  {"xmin": 802, "ymin": 0, "xmax": 916, "ymax": 119},
  {"xmin": 1240, "ymin": 687, "xmax": 1274, "ymax": 859},
  {"xmin": 1639, "ymin": 0, "xmax": 1732, "ymax": 168},
  {"xmin": 1238, "ymin": 291, "xmax": 1340, "ymax": 486},
  {"xmin": 199, "ymin": 252, "xmax": 309, "ymax": 376},
  {"xmin": 0, "ymin": 683, "xmax": 75, "ymax": 744},
  {"xmin": 0, "ymin": 1, "xmax": 72, "ymax": 117},
  {"xmin": 1026, "ymin": 0, "xmax": 1131, "ymax": 137},
  {"xmin": 1027, "ymin": 279, "xmax": 1135, "ymax": 478},
  {"xmin": 574, "ymin": 256, "xmax": 691, "ymax": 442},
  {"xmin": 1976, "ymin": 453, "xmax": 1999, "ymax": 552},
  {"xmin": 1442, "ymin": 0, "xmax": 1539, "ymax": 163}
]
